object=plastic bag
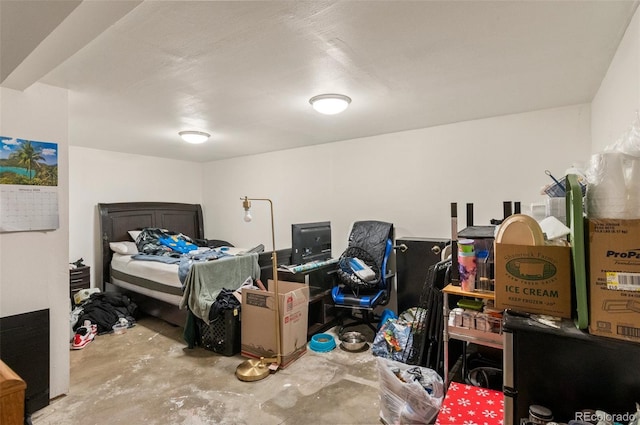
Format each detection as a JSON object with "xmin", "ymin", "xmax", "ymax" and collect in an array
[
  {"xmin": 372, "ymin": 318, "xmax": 414, "ymax": 362},
  {"xmin": 377, "ymin": 357, "xmax": 444, "ymax": 424},
  {"xmin": 606, "ymin": 111, "xmax": 640, "ymax": 157},
  {"xmin": 586, "ymin": 112, "xmax": 640, "ymax": 219},
  {"xmin": 373, "ymin": 308, "xmax": 430, "ymax": 364}
]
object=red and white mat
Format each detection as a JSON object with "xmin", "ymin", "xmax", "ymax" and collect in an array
[{"xmin": 435, "ymin": 382, "xmax": 504, "ymax": 425}]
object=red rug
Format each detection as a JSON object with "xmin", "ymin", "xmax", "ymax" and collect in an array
[{"xmin": 435, "ymin": 382, "xmax": 504, "ymax": 425}]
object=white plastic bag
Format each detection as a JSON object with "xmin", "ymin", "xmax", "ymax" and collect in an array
[
  {"xmin": 377, "ymin": 357, "xmax": 444, "ymax": 425},
  {"xmin": 586, "ymin": 112, "xmax": 640, "ymax": 219}
]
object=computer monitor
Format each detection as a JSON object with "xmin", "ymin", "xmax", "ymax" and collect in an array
[{"xmin": 291, "ymin": 221, "xmax": 331, "ymax": 265}]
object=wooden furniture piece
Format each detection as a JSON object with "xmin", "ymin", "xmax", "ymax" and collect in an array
[
  {"xmin": 442, "ymin": 284, "xmax": 503, "ymax": 386},
  {"xmin": 0, "ymin": 360, "xmax": 26, "ymax": 425},
  {"xmin": 98, "ymin": 202, "xmax": 205, "ymax": 326},
  {"xmin": 69, "ymin": 265, "xmax": 90, "ymax": 302}
]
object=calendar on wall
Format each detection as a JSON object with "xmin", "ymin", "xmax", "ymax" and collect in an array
[{"xmin": 0, "ymin": 136, "xmax": 59, "ymax": 232}]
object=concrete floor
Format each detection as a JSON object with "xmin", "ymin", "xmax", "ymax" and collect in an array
[{"xmin": 31, "ymin": 316, "xmax": 384, "ymax": 425}]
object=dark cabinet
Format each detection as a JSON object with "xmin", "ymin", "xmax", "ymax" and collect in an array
[
  {"xmin": 396, "ymin": 237, "xmax": 449, "ymax": 313},
  {"xmin": 69, "ymin": 266, "xmax": 90, "ymax": 302},
  {"xmin": 276, "ymin": 264, "xmax": 337, "ymax": 338},
  {"xmin": 503, "ymin": 311, "xmax": 640, "ymax": 425},
  {"xmin": 0, "ymin": 309, "xmax": 50, "ymax": 417},
  {"xmin": 259, "ymin": 249, "xmax": 338, "ymax": 339}
]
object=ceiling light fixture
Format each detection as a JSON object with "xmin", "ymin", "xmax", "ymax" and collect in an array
[
  {"xmin": 309, "ymin": 94, "xmax": 351, "ymax": 115},
  {"xmin": 179, "ymin": 130, "xmax": 210, "ymax": 144}
]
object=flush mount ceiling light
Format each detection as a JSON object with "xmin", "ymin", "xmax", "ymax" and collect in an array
[
  {"xmin": 309, "ymin": 94, "xmax": 351, "ymax": 115},
  {"xmin": 178, "ymin": 130, "xmax": 210, "ymax": 144}
]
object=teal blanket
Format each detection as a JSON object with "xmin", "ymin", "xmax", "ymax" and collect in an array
[{"xmin": 180, "ymin": 252, "xmax": 260, "ymax": 323}]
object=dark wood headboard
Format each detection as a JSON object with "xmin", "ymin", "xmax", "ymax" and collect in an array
[{"xmin": 98, "ymin": 202, "xmax": 204, "ymax": 289}]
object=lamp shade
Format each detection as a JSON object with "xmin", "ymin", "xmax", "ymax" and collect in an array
[
  {"xmin": 309, "ymin": 94, "xmax": 351, "ymax": 115},
  {"xmin": 179, "ymin": 130, "xmax": 210, "ymax": 144}
]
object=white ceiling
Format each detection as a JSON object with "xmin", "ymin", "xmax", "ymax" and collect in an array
[{"xmin": 2, "ymin": 0, "xmax": 638, "ymax": 163}]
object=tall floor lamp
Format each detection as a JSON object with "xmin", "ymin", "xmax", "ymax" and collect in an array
[{"xmin": 235, "ymin": 196, "xmax": 282, "ymax": 382}]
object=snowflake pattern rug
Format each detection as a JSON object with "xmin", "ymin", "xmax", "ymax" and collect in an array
[{"xmin": 435, "ymin": 382, "xmax": 504, "ymax": 425}]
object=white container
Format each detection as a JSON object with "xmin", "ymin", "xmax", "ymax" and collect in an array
[
  {"xmin": 545, "ymin": 197, "xmax": 566, "ymax": 224},
  {"xmin": 112, "ymin": 323, "xmax": 127, "ymax": 334}
]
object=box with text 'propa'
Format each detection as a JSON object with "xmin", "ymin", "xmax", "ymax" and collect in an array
[{"xmin": 588, "ymin": 219, "xmax": 640, "ymax": 343}]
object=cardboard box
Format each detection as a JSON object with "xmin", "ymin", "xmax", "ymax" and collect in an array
[
  {"xmin": 588, "ymin": 219, "xmax": 640, "ymax": 343},
  {"xmin": 494, "ymin": 243, "xmax": 571, "ymax": 318},
  {"xmin": 241, "ymin": 280, "xmax": 309, "ymax": 368}
]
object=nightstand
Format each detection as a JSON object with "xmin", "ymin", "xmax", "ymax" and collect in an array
[{"xmin": 69, "ymin": 266, "xmax": 90, "ymax": 302}]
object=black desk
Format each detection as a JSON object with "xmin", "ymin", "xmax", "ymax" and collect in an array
[{"xmin": 276, "ymin": 262, "xmax": 338, "ymax": 338}]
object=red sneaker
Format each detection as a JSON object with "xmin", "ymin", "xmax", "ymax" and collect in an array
[{"xmin": 71, "ymin": 325, "xmax": 95, "ymax": 350}]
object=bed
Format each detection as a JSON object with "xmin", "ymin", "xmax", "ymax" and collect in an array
[
  {"xmin": 98, "ymin": 202, "xmax": 209, "ymax": 326},
  {"xmin": 98, "ymin": 201, "xmax": 294, "ymax": 330}
]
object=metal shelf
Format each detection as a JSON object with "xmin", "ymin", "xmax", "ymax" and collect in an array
[
  {"xmin": 447, "ymin": 325, "xmax": 503, "ymax": 350},
  {"xmin": 442, "ymin": 283, "xmax": 503, "ymax": 387}
]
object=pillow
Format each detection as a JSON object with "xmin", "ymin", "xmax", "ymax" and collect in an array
[
  {"xmin": 109, "ymin": 241, "xmax": 139, "ymax": 255},
  {"xmin": 128, "ymin": 230, "xmax": 142, "ymax": 241}
]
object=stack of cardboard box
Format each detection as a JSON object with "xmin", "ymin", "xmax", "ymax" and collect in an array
[
  {"xmin": 587, "ymin": 219, "xmax": 640, "ymax": 343},
  {"xmin": 494, "ymin": 218, "xmax": 640, "ymax": 343}
]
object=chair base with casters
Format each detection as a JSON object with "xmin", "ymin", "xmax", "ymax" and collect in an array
[
  {"xmin": 331, "ymin": 220, "xmax": 395, "ymax": 337},
  {"xmin": 331, "ymin": 288, "xmax": 386, "ymax": 335}
]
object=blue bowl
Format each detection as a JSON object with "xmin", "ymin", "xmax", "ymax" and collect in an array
[{"xmin": 309, "ymin": 333, "xmax": 336, "ymax": 353}]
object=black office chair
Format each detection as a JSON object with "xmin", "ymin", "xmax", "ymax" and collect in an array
[{"xmin": 331, "ymin": 220, "xmax": 394, "ymax": 334}]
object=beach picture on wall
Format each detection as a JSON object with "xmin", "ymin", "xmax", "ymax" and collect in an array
[{"xmin": 0, "ymin": 136, "xmax": 58, "ymax": 186}]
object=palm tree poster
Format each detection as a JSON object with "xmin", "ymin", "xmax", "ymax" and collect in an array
[
  {"xmin": 0, "ymin": 136, "xmax": 59, "ymax": 232},
  {"xmin": 0, "ymin": 136, "xmax": 58, "ymax": 186}
]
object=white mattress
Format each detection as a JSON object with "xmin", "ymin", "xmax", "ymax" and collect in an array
[
  {"xmin": 111, "ymin": 277, "xmax": 183, "ymax": 306},
  {"xmin": 110, "ymin": 253, "xmax": 183, "ymax": 305},
  {"xmin": 111, "ymin": 253, "xmax": 182, "ymax": 287},
  {"xmin": 109, "ymin": 249, "xmax": 251, "ymax": 306}
]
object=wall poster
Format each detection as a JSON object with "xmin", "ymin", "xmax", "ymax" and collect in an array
[{"xmin": 0, "ymin": 136, "xmax": 59, "ymax": 232}]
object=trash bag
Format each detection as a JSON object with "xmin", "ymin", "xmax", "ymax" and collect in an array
[{"xmin": 377, "ymin": 357, "xmax": 444, "ymax": 425}]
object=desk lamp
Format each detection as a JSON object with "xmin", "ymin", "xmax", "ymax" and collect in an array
[{"xmin": 235, "ymin": 196, "xmax": 282, "ymax": 382}]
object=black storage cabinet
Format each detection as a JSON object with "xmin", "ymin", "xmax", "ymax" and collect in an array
[
  {"xmin": 396, "ymin": 237, "xmax": 448, "ymax": 313},
  {"xmin": 503, "ymin": 311, "xmax": 640, "ymax": 425}
]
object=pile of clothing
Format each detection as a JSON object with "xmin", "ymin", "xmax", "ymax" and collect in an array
[{"xmin": 70, "ymin": 291, "xmax": 138, "ymax": 349}]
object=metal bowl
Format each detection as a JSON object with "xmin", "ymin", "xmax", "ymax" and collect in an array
[{"xmin": 340, "ymin": 331, "xmax": 367, "ymax": 351}]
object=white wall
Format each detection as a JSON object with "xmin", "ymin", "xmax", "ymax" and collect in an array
[
  {"xmin": 202, "ymin": 105, "xmax": 591, "ymax": 256},
  {"xmin": 0, "ymin": 84, "xmax": 70, "ymax": 398},
  {"xmin": 69, "ymin": 146, "xmax": 204, "ymax": 286},
  {"xmin": 592, "ymin": 6, "xmax": 640, "ymax": 153}
]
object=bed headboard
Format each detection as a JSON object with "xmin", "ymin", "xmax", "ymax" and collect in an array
[{"xmin": 98, "ymin": 202, "xmax": 204, "ymax": 288}]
